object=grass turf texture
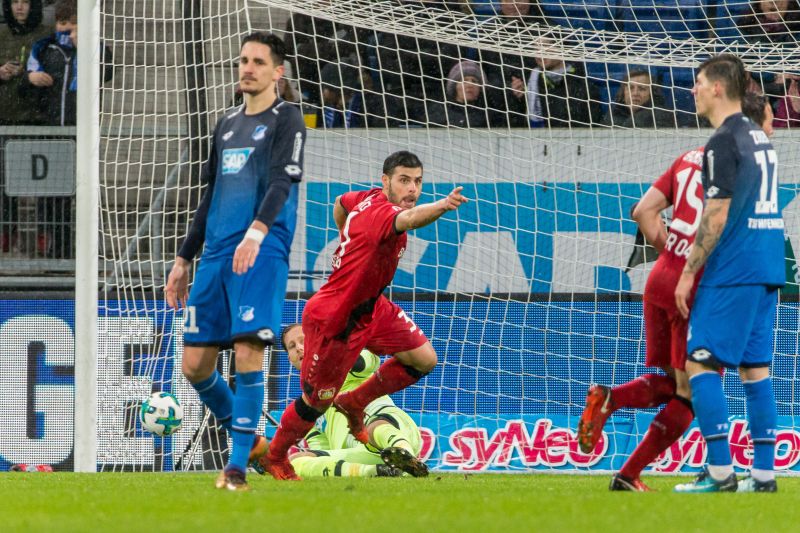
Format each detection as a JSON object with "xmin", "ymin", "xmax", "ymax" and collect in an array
[{"xmin": 2, "ymin": 473, "xmax": 799, "ymax": 532}]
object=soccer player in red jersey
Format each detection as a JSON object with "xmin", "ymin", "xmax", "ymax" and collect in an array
[
  {"xmin": 260, "ymin": 150, "xmax": 467, "ymax": 480},
  {"xmin": 577, "ymin": 92, "xmax": 774, "ymax": 491}
]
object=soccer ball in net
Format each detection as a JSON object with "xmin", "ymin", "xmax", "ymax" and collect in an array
[{"xmin": 139, "ymin": 392, "xmax": 183, "ymax": 436}]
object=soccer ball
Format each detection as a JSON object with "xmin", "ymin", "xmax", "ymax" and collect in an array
[{"xmin": 140, "ymin": 392, "xmax": 183, "ymax": 436}]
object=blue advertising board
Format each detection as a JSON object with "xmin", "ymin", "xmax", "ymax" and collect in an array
[
  {"xmin": 2, "ymin": 298, "xmax": 800, "ymax": 472},
  {"xmin": 299, "ymin": 182, "xmax": 800, "ymax": 293}
]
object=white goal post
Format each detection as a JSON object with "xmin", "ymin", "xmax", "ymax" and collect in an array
[
  {"xmin": 61, "ymin": 0, "xmax": 800, "ymax": 474},
  {"xmin": 74, "ymin": 0, "xmax": 100, "ymax": 474}
]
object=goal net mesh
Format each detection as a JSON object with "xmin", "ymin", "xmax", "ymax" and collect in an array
[{"xmin": 96, "ymin": 0, "xmax": 800, "ymax": 473}]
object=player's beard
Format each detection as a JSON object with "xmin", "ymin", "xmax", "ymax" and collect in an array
[
  {"xmin": 240, "ymin": 77, "xmax": 272, "ymax": 97},
  {"xmin": 390, "ymin": 189, "xmax": 417, "ymax": 209}
]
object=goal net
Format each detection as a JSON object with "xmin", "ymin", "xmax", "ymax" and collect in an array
[{"xmin": 91, "ymin": 0, "xmax": 800, "ymax": 473}]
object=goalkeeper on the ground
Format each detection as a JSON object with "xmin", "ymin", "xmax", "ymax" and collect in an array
[{"xmin": 259, "ymin": 323, "xmax": 428, "ymax": 478}]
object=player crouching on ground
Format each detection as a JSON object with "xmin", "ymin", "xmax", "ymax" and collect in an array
[
  {"xmin": 253, "ymin": 324, "xmax": 427, "ymax": 478},
  {"xmin": 258, "ymin": 151, "xmax": 467, "ymax": 480},
  {"xmin": 577, "ymin": 90, "xmax": 776, "ymax": 492}
]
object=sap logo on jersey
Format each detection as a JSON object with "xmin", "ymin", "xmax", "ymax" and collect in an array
[
  {"xmin": 251, "ymin": 125, "xmax": 268, "ymax": 140},
  {"xmin": 222, "ymin": 147, "xmax": 255, "ymax": 175}
]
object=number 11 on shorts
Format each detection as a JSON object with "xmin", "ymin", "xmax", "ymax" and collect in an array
[{"xmin": 184, "ymin": 305, "xmax": 199, "ymax": 333}]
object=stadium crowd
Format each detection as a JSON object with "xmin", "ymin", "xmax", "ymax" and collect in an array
[
  {"xmin": 284, "ymin": 0, "xmax": 799, "ymax": 129},
  {"xmin": 0, "ymin": 0, "xmax": 111, "ymax": 259},
  {"xmin": 1, "ymin": 0, "xmax": 798, "ymax": 261}
]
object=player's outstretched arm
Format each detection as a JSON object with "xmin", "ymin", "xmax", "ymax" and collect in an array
[
  {"xmin": 674, "ymin": 197, "xmax": 730, "ymax": 318},
  {"xmin": 632, "ymin": 187, "xmax": 669, "ymax": 252},
  {"xmin": 165, "ymin": 256, "xmax": 191, "ymax": 310},
  {"xmin": 394, "ymin": 186, "xmax": 468, "ymax": 233}
]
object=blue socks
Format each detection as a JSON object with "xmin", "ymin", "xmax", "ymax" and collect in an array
[
  {"xmin": 191, "ymin": 371, "xmax": 233, "ymax": 431},
  {"xmin": 690, "ymin": 372, "xmax": 732, "ymax": 467},
  {"xmin": 227, "ymin": 370, "xmax": 264, "ymax": 472},
  {"xmin": 744, "ymin": 377, "xmax": 777, "ymax": 473}
]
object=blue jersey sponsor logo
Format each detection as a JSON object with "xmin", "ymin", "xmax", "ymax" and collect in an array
[
  {"xmin": 238, "ymin": 306, "xmax": 255, "ymax": 322},
  {"xmin": 221, "ymin": 147, "xmax": 255, "ymax": 175},
  {"xmin": 251, "ymin": 125, "xmax": 268, "ymax": 140}
]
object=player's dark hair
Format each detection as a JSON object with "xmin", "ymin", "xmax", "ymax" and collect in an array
[
  {"xmin": 280, "ymin": 323, "xmax": 301, "ymax": 351},
  {"xmin": 241, "ymin": 32, "xmax": 286, "ymax": 66},
  {"xmin": 382, "ymin": 151, "xmax": 423, "ymax": 177},
  {"xmin": 697, "ymin": 54, "xmax": 747, "ymax": 101},
  {"xmin": 54, "ymin": 0, "xmax": 77, "ymax": 23},
  {"xmin": 742, "ymin": 92, "xmax": 769, "ymax": 127}
]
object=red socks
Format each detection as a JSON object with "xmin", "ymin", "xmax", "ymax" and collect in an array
[
  {"xmin": 611, "ymin": 373, "xmax": 676, "ymax": 409},
  {"xmin": 268, "ymin": 400, "xmax": 316, "ymax": 461},
  {"xmin": 347, "ymin": 358, "xmax": 424, "ymax": 409},
  {"xmin": 620, "ymin": 397, "xmax": 694, "ymax": 480}
]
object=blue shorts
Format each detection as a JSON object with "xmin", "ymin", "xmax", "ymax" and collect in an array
[
  {"xmin": 183, "ymin": 253, "xmax": 289, "ymax": 348},
  {"xmin": 687, "ymin": 284, "xmax": 778, "ymax": 369}
]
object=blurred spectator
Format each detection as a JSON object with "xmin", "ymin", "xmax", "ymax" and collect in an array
[
  {"xmin": 23, "ymin": 0, "xmax": 113, "ymax": 126},
  {"xmin": 466, "ymin": 0, "xmax": 551, "ymax": 127},
  {"xmin": 313, "ymin": 62, "xmax": 389, "ymax": 129},
  {"xmin": 0, "ymin": 0, "xmax": 49, "ymax": 125},
  {"xmin": 362, "ymin": 0, "xmax": 466, "ymax": 125},
  {"xmin": 742, "ymin": 92, "xmax": 775, "ymax": 136},
  {"xmin": 19, "ymin": 0, "xmax": 113, "ymax": 258},
  {"xmin": 495, "ymin": 0, "xmax": 549, "ymax": 23},
  {"xmin": 601, "ymin": 70, "xmax": 677, "ymax": 128},
  {"xmin": 278, "ymin": 60, "xmax": 300, "ymax": 103},
  {"xmin": 283, "ymin": 13, "xmax": 365, "ymax": 107},
  {"xmin": 745, "ymin": 70, "xmax": 764, "ymax": 94},
  {"xmin": 773, "ymin": 75, "xmax": 800, "ymax": 128},
  {"xmin": 428, "ymin": 60, "xmax": 489, "ymax": 127},
  {"xmin": 739, "ymin": 0, "xmax": 800, "ymax": 45},
  {"xmin": 318, "ymin": 62, "xmax": 363, "ymax": 128},
  {"xmin": 507, "ymin": 52, "xmax": 601, "ymax": 127},
  {"xmin": 364, "ymin": 31, "xmax": 457, "ymax": 124},
  {"xmin": 1, "ymin": 0, "xmax": 49, "ymax": 255}
]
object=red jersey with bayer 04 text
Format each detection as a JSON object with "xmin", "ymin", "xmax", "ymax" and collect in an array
[
  {"xmin": 644, "ymin": 148, "xmax": 705, "ymax": 311},
  {"xmin": 303, "ymin": 188, "xmax": 407, "ymax": 337}
]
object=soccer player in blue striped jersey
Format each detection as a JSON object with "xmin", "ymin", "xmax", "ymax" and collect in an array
[
  {"xmin": 673, "ymin": 55, "xmax": 785, "ymax": 493},
  {"xmin": 164, "ymin": 32, "xmax": 306, "ymax": 491}
]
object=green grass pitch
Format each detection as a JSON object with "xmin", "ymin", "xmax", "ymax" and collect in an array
[{"xmin": 2, "ymin": 473, "xmax": 799, "ymax": 532}]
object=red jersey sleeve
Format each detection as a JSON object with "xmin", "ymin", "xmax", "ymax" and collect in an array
[
  {"xmin": 339, "ymin": 189, "xmax": 372, "ymax": 213},
  {"xmin": 366, "ymin": 201, "xmax": 404, "ymax": 241}
]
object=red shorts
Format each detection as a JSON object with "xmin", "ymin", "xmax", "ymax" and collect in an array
[
  {"xmin": 643, "ymin": 300, "xmax": 688, "ymax": 371},
  {"xmin": 300, "ymin": 296, "xmax": 429, "ymax": 407}
]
